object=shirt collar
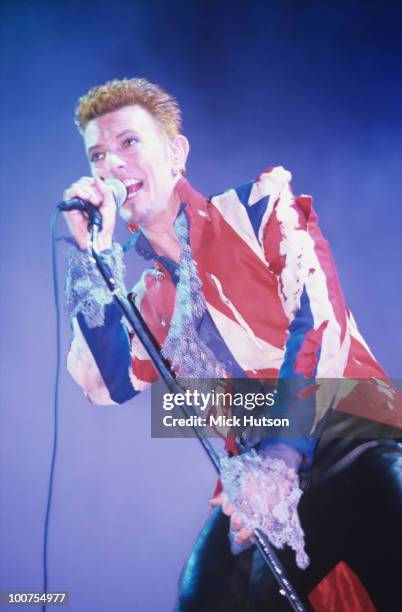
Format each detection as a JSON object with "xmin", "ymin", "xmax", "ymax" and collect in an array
[
  {"xmin": 123, "ymin": 177, "xmax": 199, "ymax": 257},
  {"xmin": 124, "ymin": 201, "xmax": 187, "ymax": 260}
]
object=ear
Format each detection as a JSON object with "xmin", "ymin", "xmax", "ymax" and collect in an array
[{"xmin": 170, "ymin": 135, "xmax": 190, "ymax": 173}]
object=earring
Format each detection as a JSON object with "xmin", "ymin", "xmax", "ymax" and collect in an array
[{"xmin": 171, "ymin": 167, "xmax": 179, "ymax": 177}]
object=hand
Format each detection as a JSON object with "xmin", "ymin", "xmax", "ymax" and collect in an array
[
  {"xmin": 209, "ymin": 492, "xmax": 254, "ymax": 545},
  {"xmin": 213, "ymin": 451, "xmax": 309, "ymax": 568},
  {"xmin": 211, "ymin": 452, "xmax": 293, "ymax": 546},
  {"xmin": 63, "ymin": 176, "xmax": 117, "ymax": 251}
]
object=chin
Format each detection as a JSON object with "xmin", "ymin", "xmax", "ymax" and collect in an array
[{"xmin": 119, "ymin": 199, "xmax": 152, "ymax": 226}]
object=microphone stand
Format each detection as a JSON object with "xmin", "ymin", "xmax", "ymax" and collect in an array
[{"xmin": 90, "ymin": 225, "xmax": 309, "ymax": 612}]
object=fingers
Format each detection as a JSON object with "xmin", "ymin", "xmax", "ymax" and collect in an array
[
  {"xmin": 209, "ymin": 493, "xmax": 224, "ymax": 507},
  {"xmin": 209, "ymin": 493, "xmax": 235, "ymax": 516},
  {"xmin": 62, "ymin": 176, "xmax": 116, "ymax": 251},
  {"xmin": 93, "ymin": 177, "xmax": 116, "ymax": 212},
  {"xmin": 222, "ymin": 496, "xmax": 235, "ymax": 516},
  {"xmin": 63, "ymin": 177, "xmax": 103, "ymax": 206},
  {"xmin": 233, "ymin": 527, "xmax": 253, "ymax": 544},
  {"xmin": 230, "ymin": 513, "xmax": 253, "ymax": 543},
  {"xmin": 230, "ymin": 512, "xmax": 243, "ymax": 531},
  {"xmin": 209, "ymin": 495, "xmax": 253, "ymax": 544}
]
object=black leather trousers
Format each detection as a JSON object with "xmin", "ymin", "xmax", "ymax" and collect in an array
[{"xmin": 176, "ymin": 440, "xmax": 402, "ymax": 612}]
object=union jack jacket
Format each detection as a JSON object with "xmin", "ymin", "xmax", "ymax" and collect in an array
[{"xmin": 67, "ymin": 166, "xmax": 401, "ymax": 464}]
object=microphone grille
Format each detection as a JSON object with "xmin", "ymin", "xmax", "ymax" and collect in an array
[{"xmin": 105, "ymin": 178, "xmax": 128, "ymax": 209}]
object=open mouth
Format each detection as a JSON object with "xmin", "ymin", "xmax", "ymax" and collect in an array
[{"xmin": 123, "ymin": 178, "xmax": 143, "ymax": 199}]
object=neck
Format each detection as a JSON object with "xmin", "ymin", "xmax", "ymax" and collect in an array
[{"xmin": 140, "ymin": 189, "xmax": 182, "ymax": 262}]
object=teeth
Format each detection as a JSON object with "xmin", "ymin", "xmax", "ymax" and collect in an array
[{"xmin": 123, "ymin": 178, "xmax": 142, "ymax": 186}]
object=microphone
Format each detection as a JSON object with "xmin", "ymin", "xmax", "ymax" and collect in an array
[{"xmin": 58, "ymin": 178, "xmax": 127, "ymax": 230}]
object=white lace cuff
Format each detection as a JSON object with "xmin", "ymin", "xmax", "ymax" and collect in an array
[
  {"xmin": 220, "ymin": 449, "xmax": 310, "ymax": 569},
  {"xmin": 65, "ymin": 243, "xmax": 126, "ymax": 328}
]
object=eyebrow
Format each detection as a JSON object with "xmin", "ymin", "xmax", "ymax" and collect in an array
[{"xmin": 87, "ymin": 129, "xmax": 138, "ymax": 153}]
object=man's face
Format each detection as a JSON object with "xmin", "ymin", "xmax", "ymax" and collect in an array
[{"xmin": 84, "ymin": 105, "xmax": 181, "ymax": 225}]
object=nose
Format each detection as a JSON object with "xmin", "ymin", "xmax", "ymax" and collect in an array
[{"xmin": 103, "ymin": 152, "xmax": 127, "ymax": 175}]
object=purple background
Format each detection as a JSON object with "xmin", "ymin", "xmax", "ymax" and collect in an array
[{"xmin": 1, "ymin": 1, "xmax": 401, "ymax": 610}]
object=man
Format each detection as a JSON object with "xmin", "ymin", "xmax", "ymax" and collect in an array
[{"xmin": 63, "ymin": 78, "xmax": 402, "ymax": 611}]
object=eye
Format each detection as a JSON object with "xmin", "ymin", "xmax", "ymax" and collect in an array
[
  {"xmin": 90, "ymin": 151, "xmax": 105, "ymax": 163},
  {"xmin": 123, "ymin": 136, "xmax": 139, "ymax": 148}
]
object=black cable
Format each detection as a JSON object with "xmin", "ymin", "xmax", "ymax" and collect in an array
[{"xmin": 41, "ymin": 210, "xmax": 63, "ymax": 612}]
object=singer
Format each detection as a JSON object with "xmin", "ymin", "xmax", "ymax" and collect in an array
[{"xmin": 63, "ymin": 78, "xmax": 402, "ymax": 611}]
